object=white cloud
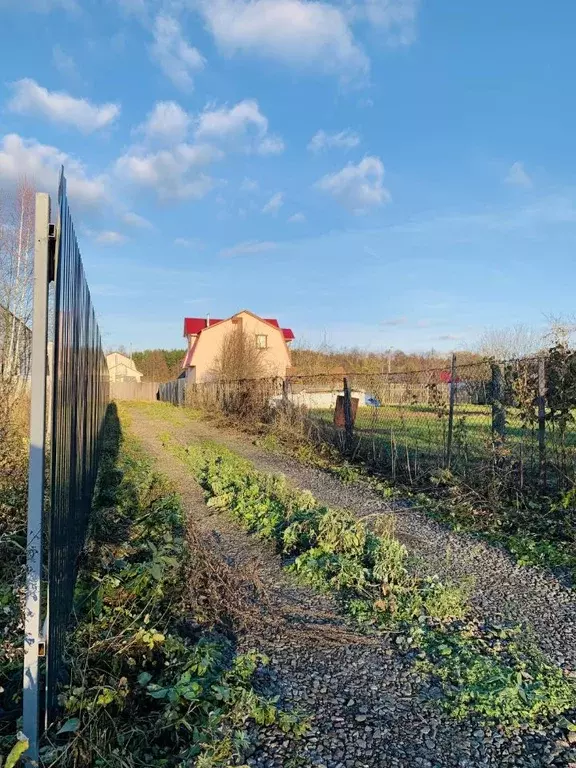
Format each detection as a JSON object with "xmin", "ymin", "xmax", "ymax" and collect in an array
[
  {"xmin": 240, "ymin": 177, "xmax": 259, "ymax": 192},
  {"xmin": 0, "ymin": 133, "xmax": 108, "ymax": 210},
  {"xmin": 139, "ymin": 101, "xmax": 190, "ymax": 143},
  {"xmin": 308, "ymin": 128, "xmax": 360, "ymax": 152},
  {"xmin": 316, "ymin": 155, "xmax": 390, "ymax": 213},
  {"xmin": 122, "ymin": 211, "xmax": 153, "ymax": 229},
  {"xmin": 504, "ymin": 161, "xmax": 532, "ymax": 189},
  {"xmin": 52, "ymin": 45, "xmax": 79, "ymax": 80},
  {"xmin": 114, "ymin": 0, "xmax": 148, "ymax": 16},
  {"xmin": 220, "ymin": 239, "xmax": 278, "ymax": 257},
  {"xmin": 8, "ymin": 78, "xmax": 120, "ymax": 133},
  {"xmin": 198, "ymin": 0, "xmax": 368, "ymax": 81},
  {"xmin": 195, "ymin": 99, "xmax": 284, "ymax": 155},
  {"xmin": 150, "ymin": 14, "xmax": 205, "ymax": 91},
  {"xmin": 262, "ymin": 192, "xmax": 284, "ymax": 215},
  {"xmin": 196, "ymin": 99, "xmax": 267, "ymax": 140},
  {"xmin": 115, "ymin": 142, "xmax": 221, "ymax": 200},
  {"xmin": 93, "ymin": 230, "xmax": 128, "ymax": 245},
  {"xmin": 351, "ymin": 0, "xmax": 419, "ymax": 45},
  {"xmin": 288, "ymin": 212, "xmax": 306, "ymax": 223},
  {"xmin": 257, "ymin": 135, "xmax": 285, "ymax": 155}
]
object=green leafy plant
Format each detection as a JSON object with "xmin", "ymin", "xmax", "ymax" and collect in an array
[
  {"xmin": 175, "ymin": 439, "xmax": 576, "ymax": 733},
  {"xmin": 416, "ymin": 623, "xmax": 576, "ymax": 731}
]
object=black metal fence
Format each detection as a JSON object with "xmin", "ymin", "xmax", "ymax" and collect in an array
[{"xmin": 23, "ymin": 171, "xmax": 109, "ymax": 761}]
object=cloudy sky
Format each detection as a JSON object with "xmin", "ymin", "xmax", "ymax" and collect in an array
[{"xmin": 1, "ymin": 0, "xmax": 576, "ymax": 352}]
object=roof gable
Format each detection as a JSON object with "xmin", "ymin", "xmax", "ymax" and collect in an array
[{"xmin": 183, "ymin": 312, "xmax": 294, "ymax": 341}]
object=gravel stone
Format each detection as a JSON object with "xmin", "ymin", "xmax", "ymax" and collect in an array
[{"xmin": 125, "ymin": 405, "xmax": 576, "ymax": 768}]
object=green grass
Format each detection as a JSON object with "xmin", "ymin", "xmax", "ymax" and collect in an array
[{"xmin": 313, "ymin": 403, "xmax": 576, "ymax": 480}]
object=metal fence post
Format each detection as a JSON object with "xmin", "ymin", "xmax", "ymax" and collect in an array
[
  {"xmin": 343, "ymin": 377, "xmax": 353, "ymax": 454},
  {"xmin": 23, "ymin": 193, "xmax": 51, "ymax": 765},
  {"xmin": 491, "ymin": 362, "xmax": 506, "ymax": 447},
  {"xmin": 538, "ymin": 358, "xmax": 547, "ymax": 489},
  {"xmin": 446, "ymin": 353, "xmax": 457, "ymax": 468}
]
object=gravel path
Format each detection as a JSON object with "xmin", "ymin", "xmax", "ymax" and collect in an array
[{"xmin": 124, "ymin": 404, "xmax": 576, "ymax": 768}]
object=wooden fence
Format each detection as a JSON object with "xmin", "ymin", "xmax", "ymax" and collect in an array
[{"xmin": 110, "ymin": 381, "xmax": 159, "ymax": 401}]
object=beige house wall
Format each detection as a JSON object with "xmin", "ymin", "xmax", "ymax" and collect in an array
[
  {"xmin": 187, "ymin": 311, "xmax": 291, "ymax": 383},
  {"xmin": 106, "ymin": 352, "xmax": 143, "ymax": 383}
]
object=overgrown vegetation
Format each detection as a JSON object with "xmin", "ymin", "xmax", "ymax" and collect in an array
[
  {"xmin": 174, "ymin": 439, "xmax": 576, "ymax": 733},
  {"xmin": 1, "ymin": 407, "xmax": 306, "ymax": 767},
  {"xmin": 0, "ymin": 395, "xmax": 28, "ymax": 758}
]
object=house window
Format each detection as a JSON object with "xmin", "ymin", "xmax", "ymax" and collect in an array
[{"xmin": 255, "ymin": 334, "xmax": 268, "ymax": 349}]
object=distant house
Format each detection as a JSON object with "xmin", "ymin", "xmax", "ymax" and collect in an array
[
  {"xmin": 182, "ymin": 310, "xmax": 295, "ymax": 383},
  {"xmin": 106, "ymin": 352, "xmax": 143, "ymax": 383}
]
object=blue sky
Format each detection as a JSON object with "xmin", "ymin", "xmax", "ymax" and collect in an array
[{"xmin": 1, "ymin": 0, "xmax": 576, "ymax": 353}]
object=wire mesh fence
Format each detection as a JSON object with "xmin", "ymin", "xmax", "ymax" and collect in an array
[
  {"xmin": 162, "ymin": 354, "xmax": 576, "ymax": 497},
  {"xmin": 23, "ymin": 171, "xmax": 109, "ymax": 761}
]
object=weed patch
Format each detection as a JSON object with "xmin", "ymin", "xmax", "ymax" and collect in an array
[
  {"xmin": 257, "ymin": 424, "xmax": 576, "ymax": 579},
  {"xmin": 415, "ymin": 623, "xmax": 576, "ymax": 731},
  {"xmin": 175, "ymin": 440, "xmax": 576, "ymax": 733}
]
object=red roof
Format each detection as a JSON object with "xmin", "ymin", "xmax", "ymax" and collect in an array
[
  {"xmin": 439, "ymin": 370, "xmax": 461, "ymax": 384},
  {"xmin": 183, "ymin": 315, "xmax": 294, "ymax": 341}
]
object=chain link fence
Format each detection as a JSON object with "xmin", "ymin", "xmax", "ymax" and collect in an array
[{"xmin": 161, "ymin": 355, "xmax": 576, "ymax": 495}]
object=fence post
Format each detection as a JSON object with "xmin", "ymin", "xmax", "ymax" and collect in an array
[
  {"xmin": 538, "ymin": 358, "xmax": 547, "ymax": 489},
  {"xmin": 343, "ymin": 377, "xmax": 353, "ymax": 454},
  {"xmin": 446, "ymin": 353, "xmax": 457, "ymax": 468},
  {"xmin": 23, "ymin": 193, "xmax": 51, "ymax": 764},
  {"xmin": 491, "ymin": 362, "xmax": 506, "ymax": 448}
]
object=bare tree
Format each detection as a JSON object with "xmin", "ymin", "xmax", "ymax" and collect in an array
[
  {"xmin": 476, "ymin": 324, "xmax": 543, "ymax": 360},
  {"xmin": 544, "ymin": 314, "xmax": 576, "ymax": 349},
  {"xmin": 212, "ymin": 326, "xmax": 266, "ymax": 381},
  {"xmin": 0, "ymin": 178, "xmax": 35, "ymax": 401}
]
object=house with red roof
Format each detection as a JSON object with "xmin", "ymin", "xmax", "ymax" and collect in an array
[{"xmin": 182, "ymin": 310, "xmax": 295, "ymax": 383}]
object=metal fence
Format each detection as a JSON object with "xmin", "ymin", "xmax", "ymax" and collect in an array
[
  {"xmin": 162, "ymin": 354, "xmax": 576, "ymax": 496},
  {"xmin": 23, "ymin": 171, "xmax": 109, "ymax": 762}
]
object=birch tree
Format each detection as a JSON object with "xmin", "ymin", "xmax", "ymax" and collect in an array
[{"xmin": 0, "ymin": 178, "xmax": 35, "ymax": 401}]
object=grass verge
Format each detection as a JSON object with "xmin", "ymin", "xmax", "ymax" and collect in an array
[{"xmin": 172, "ymin": 437, "xmax": 576, "ymax": 735}]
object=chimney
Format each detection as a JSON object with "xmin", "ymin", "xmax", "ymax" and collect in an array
[{"xmin": 206, "ymin": 313, "xmax": 210, "ymax": 328}]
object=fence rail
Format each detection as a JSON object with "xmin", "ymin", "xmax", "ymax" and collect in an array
[
  {"xmin": 23, "ymin": 171, "xmax": 109, "ymax": 762},
  {"xmin": 159, "ymin": 354, "xmax": 576, "ymax": 496}
]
